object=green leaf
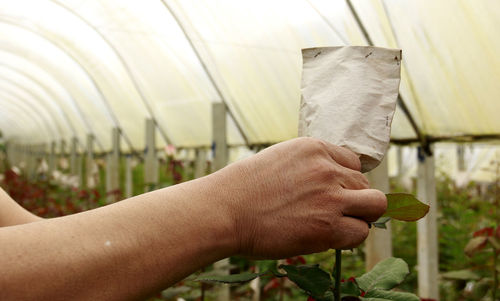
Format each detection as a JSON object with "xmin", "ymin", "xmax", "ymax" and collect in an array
[
  {"xmin": 441, "ymin": 269, "xmax": 480, "ymax": 280},
  {"xmin": 196, "ymin": 272, "xmax": 263, "ymax": 284},
  {"xmin": 281, "ymin": 264, "xmax": 332, "ymax": 298},
  {"xmin": 383, "ymin": 193, "xmax": 429, "ymax": 221},
  {"xmin": 372, "ymin": 217, "xmax": 391, "ymax": 229},
  {"xmin": 340, "ymin": 280, "xmax": 361, "ymax": 297},
  {"xmin": 363, "ymin": 290, "xmax": 419, "ymax": 301},
  {"xmin": 356, "ymin": 258, "xmax": 409, "ymax": 292}
]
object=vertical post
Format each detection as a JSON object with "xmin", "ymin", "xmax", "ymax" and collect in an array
[
  {"xmin": 86, "ymin": 134, "xmax": 95, "ymax": 188},
  {"xmin": 107, "ymin": 128, "xmax": 120, "ymax": 203},
  {"xmin": 397, "ymin": 146, "xmax": 404, "ymax": 177},
  {"xmin": 70, "ymin": 137, "xmax": 78, "ymax": 175},
  {"xmin": 212, "ymin": 102, "xmax": 230, "ymax": 301},
  {"xmin": 26, "ymin": 144, "xmax": 35, "ymax": 180},
  {"xmin": 48, "ymin": 141, "xmax": 56, "ymax": 176},
  {"xmin": 77, "ymin": 151, "xmax": 83, "ymax": 188},
  {"xmin": 194, "ymin": 148, "xmax": 207, "ymax": 178},
  {"xmin": 457, "ymin": 144, "xmax": 466, "ymax": 172},
  {"xmin": 59, "ymin": 139, "xmax": 67, "ymax": 172},
  {"xmin": 125, "ymin": 155, "xmax": 133, "ymax": 198},
  {"xmin": 364, "ymin": 157, "xmax": 392, "ymax": 270},
  {"xmin": 212, "ymin": 102, "xmax": 228, "ymax": 172},
  {"xmin": 250, "ymin": 265, "xmax": 261, "ymax": 301},
  {"xmin": 144, "ymin": 119, "xmax": 158, "ymax": 192},
  {"xmin": 417, "ymin": 147, "xmax": 439, "ymax": 300}
]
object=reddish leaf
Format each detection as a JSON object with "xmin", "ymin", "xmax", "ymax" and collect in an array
[
  {"xmin": 465, "ymin": 236, "xmax": 488, "ymax": 257},
  {"xmin": 473, "ymin": 227, "xmax": 494, "ymax": 237}
]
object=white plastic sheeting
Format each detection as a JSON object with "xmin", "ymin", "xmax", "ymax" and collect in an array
[
  {"xmin": 0, "ymin": 0, "xmax": 499, "ymax": 151},
  {"xmin": 387, "ymin": 143, "xmax": 500, "ymax": 184}
]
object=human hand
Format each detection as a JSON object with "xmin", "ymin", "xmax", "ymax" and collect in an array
[{"xmin": 210, "ymin": 137, "xmax": 387, "ymax": 259}]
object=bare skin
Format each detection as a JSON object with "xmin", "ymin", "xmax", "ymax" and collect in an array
[{"xmin": 0, "ymin": 137, "xmax": 386, "ymax": 300}]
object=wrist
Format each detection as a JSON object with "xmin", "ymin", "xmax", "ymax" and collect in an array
[{"xmin": 187, "ymin": 174, "xmax": 240, "ymax": 259}]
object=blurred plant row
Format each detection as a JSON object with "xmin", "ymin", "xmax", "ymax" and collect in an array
[{"xmin": 0, "ymin": 146, "xmax": 499, "ymax": 301}]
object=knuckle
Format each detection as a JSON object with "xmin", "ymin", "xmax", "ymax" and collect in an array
[
  {"xmin": 350, "ymin": 170, "xmax": 369, "ymax": 188},
  {"xmin": 304, "ymin": 137, "xmax": 327, "ymax": 153}
]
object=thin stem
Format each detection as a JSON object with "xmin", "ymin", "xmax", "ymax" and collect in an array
[
  {"xmin": 200, "ymin": 268, "xmax": 205, "ymax": 301},
  {"xmin": 493, "ymin": 247, "xmax": 498, "ymax": 301},
  {"xmin": 334, "ymin": 249, "xmax": 341, "ymax": 301}
]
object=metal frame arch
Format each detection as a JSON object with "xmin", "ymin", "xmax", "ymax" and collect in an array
[
  {"xmin": 0, "ymin": 92, "xmax": 56, "ymax": 141},
  {"xmin": 0, "ymin": 110, "xmax": 28, "ymax": 139},
  {"xmin": 0, "ymin": 86, "xmax": 60, "ymax": 139},
  {"xmin": 0, "ymin": 58, "xmax": 104, "ymax": 151},
  {"xmin": 50, "ymin": 0, "xmax": 173, "ymax": 145},
  {"xmin": 0, "ymin": 18, "xmax": 138, "ymax": 154},
  {"xmin": 0, "ymin": 73, "xmax": 75, "ymax": 139},
  {"xmin": 160, "ymin": 0, "xmax": 250, "ymax": 145}
]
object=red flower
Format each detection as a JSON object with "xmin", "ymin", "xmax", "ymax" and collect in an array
[{"xmin": 307, "ymin": 296, "xmax": 315, "ymax": 301}]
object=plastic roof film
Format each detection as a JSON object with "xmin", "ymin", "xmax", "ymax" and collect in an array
[{"xmin": 0, "ymin": 0, "xmax": 499, "ymax": 153}]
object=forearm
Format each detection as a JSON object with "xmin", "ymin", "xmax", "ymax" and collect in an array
[
  {"xmin": 0, "ymin": 175, "xmax": 235, "ymax": 301},
  {"xmin": 0, "ymin": 187, "xmax": 43, "ymax": 226}
]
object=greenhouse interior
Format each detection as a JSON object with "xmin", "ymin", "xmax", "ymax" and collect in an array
[{"xmin": 1, "ymin": 0, "xmax": 499, "ymax": 300}]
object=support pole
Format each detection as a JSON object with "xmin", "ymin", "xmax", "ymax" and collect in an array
[
  {"xmin": 212, "ymin": 102, "xmax": 230, "ymax": 301},
  {"xmin": 212, "ymin": 103, "xmax": 228, "ymax": 172},
  {"xmin": 125, "ymin": 155, "xmax": 133, "ymax": 198},
  {"xmin": 364, "ymin": 157, "xmax": 392, "ymax": 270},
  {"xmin": 86, "ymin": 134, "xmax": 95, "ymax": 188},
  {"xmin": 397, "ymin": 146, "xmax": 404, "ymax": 177},
  {"xmin": 48, "ymin": 141, "xmax": 56, "ymax": 176},
  {"xmin": 26, "ymin": 144, "xmax": 35, "ymax": 180},
  {"xmin": 106, "ymin": 128, "xmax": 120, "ymax": 203},
  {"xmin": 144, "ymin": 119, "xmax": 158, "ymax": 192},
  {"xmin": 417, "ymin": 147, "xmax": 439, "ymax": 300},
  {"xmin": 70, "ymin": 137, "xmax": 78, "ymax": 175},
  {"xmin": 59, "ymin": 139, "xmax": 67, "ymax": 171},
  {"xmin": 457, "ymin": 144, "xmax": 466, "ymax": 172},
  {"xmin": 194, "ymin": 148, "xmax": 207, "ymax": 179}
]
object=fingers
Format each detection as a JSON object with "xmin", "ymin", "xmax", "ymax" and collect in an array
[
  {"xmin": 339, "ymin": 189, "xmax": 387, "ymax": 222},
  {"xmin": 333, "ymin": 216, "xmax": 370, "ymax": 249},
  {"xmin": 336, "ymin": 168, "xmax": 369, "ymax": 190},
  {"xmin": 321, "ymin": 141, "xmax": 361, "ymax": 172}
]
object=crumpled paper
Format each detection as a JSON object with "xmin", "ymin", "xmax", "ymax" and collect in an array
[{"xmin": 298, "ymin": 46, "xmax": 402, "ymax": 172}]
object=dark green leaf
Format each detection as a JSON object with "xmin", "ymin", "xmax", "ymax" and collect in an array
[
  {"xmin": 384, "ymin": 193, "xmax": 429, "ymax": 221},
  {"xmin": 269, "ymin": 265, "xmax": 287, "ymax": 277},
  {"xmin": 196, "ymin": 272, "xmax": 263, "ymax": 284},
  {"xmin": 356, "ymin": 258, "xmax": 409, "ymax": 292},
  {"xmin": 372, "ymin": 217, "xmax": 391, "ymax": 229},
  {"xmin": 441, "ymin": 269, "xmax": 480, "ymax": 280},
  {"xmin": 281, "ymin": 264, "xmax": 332, "ymax": 297},
  {"xmin": 363, "ymin": 290, "xmax": 419, "ymax": 301},
  {"xmin": 341, "ymin": 280, "xmax": 361, "ymax": 297},
  {"xmin": 341, "ymin": 297, "xmax": 361, "ymax": 301},
  {"xmin": 316, "ymin": 290, "xmax": 334, "ymax": 301}
]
